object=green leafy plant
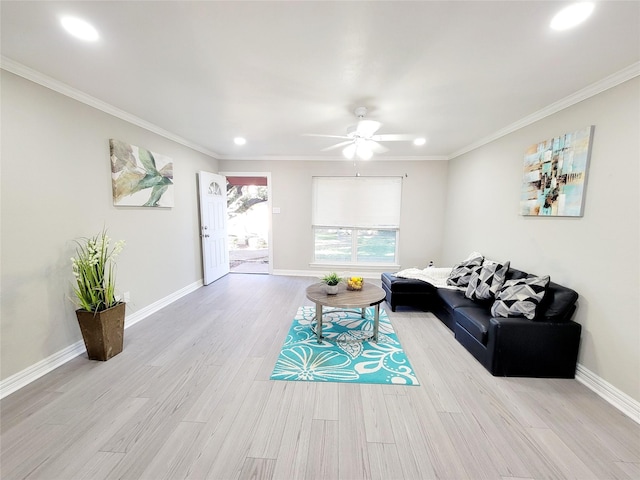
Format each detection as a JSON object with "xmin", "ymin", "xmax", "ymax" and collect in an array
[
  {"xmin": 321, "ymin": 272, "xmax": 342, "ymax": 286},
  {"xmin": 71, "ymin": 230, "xmax": 125, "ymax": 313}
]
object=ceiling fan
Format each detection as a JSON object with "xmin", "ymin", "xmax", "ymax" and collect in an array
[{"xmin": 306, "ymin": 106, "xmax": 417, "ymax": 160}]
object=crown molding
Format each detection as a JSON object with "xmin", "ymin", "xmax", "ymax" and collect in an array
[
  {"xmin": 0, "ymin": 56, "xmax": 221, "ymax": 159},
  {"xmin": 449, "ymin": 61, "xmax": 640, "ymax": 160},
  {"xmin": 215, "ymin": 154, "xmax": 449, "ymax": 162},
  {"xmin": 4, "ymin": 56, "xmax": 637, "ymax": 163},
  {"xmin": 0, "ymin": 57, "xmax": 446, "ymax": 163}
]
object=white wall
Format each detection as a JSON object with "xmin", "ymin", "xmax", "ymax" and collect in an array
[
  {"xmin": 0, "ymin": 71, "xmax": 218, "ymax": 381},
  {"xmin": 441, "ymin": 78, "xmax": 639, "ymax": 402},
  {"xmin": 5, "ymin": 65, "xmax": 637, "ymax": 409},
  {"xmin": 218, "ymin": 159, "xmax": 449, "ymax": 275}
]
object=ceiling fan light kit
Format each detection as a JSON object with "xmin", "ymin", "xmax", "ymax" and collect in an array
[
  {"xmin": 343, "ymin": 139, "xmax": 373, "ymax": 161},
  {"xmin": 342, "ymin": 143, "xmax": 357, "ymax": 160},
  {"xmin": 308, "ymin": 106, "xmax": 419, "ymax": 161}
]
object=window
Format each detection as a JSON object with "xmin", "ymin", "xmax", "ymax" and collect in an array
[
  {"xmin": 208, "ymin": 181, "xmax": 222, "ymax": 196},
  {"xmin": 312, "ymin": 176, "xmax": 402, "ymax": 265}
]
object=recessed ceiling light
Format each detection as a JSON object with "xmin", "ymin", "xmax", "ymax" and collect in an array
[
  {"xmin": 234, "ymin": 137, "xmax": 247, "ymax": 146},
  {"xmin": 60, "ymin": 16, "xmax": 99, "ymax": 42},
  {"xmin": 550, "ymin": 2, "xmax": 595, "ymax": 31},
  {"xmin": 413, "ymin": 138, "xmax": 427, "ymax": 146}
]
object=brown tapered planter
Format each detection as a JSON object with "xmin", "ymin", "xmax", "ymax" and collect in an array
[{"xmin": 75, "ymin": 302, "xmax": 125, "ymax": 361}]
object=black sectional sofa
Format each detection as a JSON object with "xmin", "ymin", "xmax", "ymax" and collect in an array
[{"xmin": 381, "ymin": 266, "xmax": 581, "ymax": 378}]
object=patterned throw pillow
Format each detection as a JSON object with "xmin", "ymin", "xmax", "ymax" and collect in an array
[
  {"xmin": 491, "ymin": 275, "xmax": 550, "ymax": 320},
  {"xmin": 446, "ymin": 255, "xmax": 484, "ymax": 287},
  {"xmin": 465, "ymin": 261, "xmax": 510, "ymax": 301}
]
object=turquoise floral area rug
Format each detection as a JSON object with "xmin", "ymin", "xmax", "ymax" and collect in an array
[{"xmin": 270, "ymin": 306, "xmax": 419, "ymax": 385}]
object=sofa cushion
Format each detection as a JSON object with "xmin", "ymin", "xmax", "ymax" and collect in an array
[
  {"xmin": 446, "ymin": 254, "xmax": 483, "ymax": 287},
  {"xmin": 465, "ymin": 261, "xmax": 510, "ymax": 301},
  {"xmin": 381, "ymin": 273, "xmax": 436, "ymax": 293},
  {"xmin": 454, "ymin": 307, "xmax": 492, "ymax": 345},
  {"xmin": 491, "ymin": 275, "xmax": 550, "ymax": 320},
  {"xmin": 437, "ymin": 289, "xmax": 478, "ymax": 310}
]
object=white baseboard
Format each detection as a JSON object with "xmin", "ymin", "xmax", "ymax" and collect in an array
[
  {"xmin": 4, "ymin": 278, "xmax": 639, "ymax": 427},
  {"xmin": 270, "ymin": 277, "xmax": 640, "ymax": 425},
  {"xmin": 575, "ymin": 363, "xmax": 640, "ymax": 425},
  {"xmin": 0, "ymin": 340, "xmax": 87, "ymax": 399},
  {"xmin": 123, "ymin": 280, "xmax": 203, "ymax": 330},
  {"xmin": 0, "ymin": 279, "xmax": 203, "ymax": 399}
]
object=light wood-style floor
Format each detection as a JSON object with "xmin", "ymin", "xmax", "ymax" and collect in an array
[{"xmin": 1, "ymin": 274, "xmax": 639, "ymax": 480}]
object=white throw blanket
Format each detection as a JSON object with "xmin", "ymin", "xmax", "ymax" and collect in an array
[{"xmin": 394, "ymin": 266, "xmax": 464, "ymax": 290}]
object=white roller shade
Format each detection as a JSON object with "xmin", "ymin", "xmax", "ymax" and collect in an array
[{"xmin": 312, "ymin": 176, "xmax": 402, "ymax": 228}]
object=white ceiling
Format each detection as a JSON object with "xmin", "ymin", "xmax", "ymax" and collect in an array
[{"xmin": 1, "ymin": 1, "xmax": 639, "ymax": 161}]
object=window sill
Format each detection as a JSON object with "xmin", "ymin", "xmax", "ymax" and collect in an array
[{"xmin": 309, "ymin": 262, "xmax": 400, "ymax": 271}]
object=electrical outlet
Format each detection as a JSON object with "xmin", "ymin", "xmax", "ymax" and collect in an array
[{"xmin": 123, "ymin": 291, "xmax": 130, "ymax": 302}]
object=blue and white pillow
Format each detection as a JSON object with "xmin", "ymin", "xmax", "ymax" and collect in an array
[{"xmin": 491, "ymin": 275, "xmax": 550, "ymax": 320}]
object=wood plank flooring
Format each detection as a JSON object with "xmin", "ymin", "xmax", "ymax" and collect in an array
[{"xmin": 1, "ymin": 274, "xmax": 639, "ymax": 479}]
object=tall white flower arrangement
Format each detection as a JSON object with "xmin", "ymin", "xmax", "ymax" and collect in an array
[{"xmin": 71, "ymin": 230, "xmax": 125, "ymax": 313}]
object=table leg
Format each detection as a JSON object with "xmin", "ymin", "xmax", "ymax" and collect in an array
[
  {"xmin": 373, "ymin": 304, "xmax": 380, "ymax": 342},
  {"xmin": 316, "ymin": 302, "xmax": 323, "ymax": 343},
  {"xmin": 361, "ymin": 307, "xmax": 365, "ymax": 318}
]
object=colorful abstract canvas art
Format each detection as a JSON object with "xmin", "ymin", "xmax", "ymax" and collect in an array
[
  {"xmin": 520, "ymin": 126, "xmax": 594, "ymax": 217},
  {"xmin": 109, "ymin": 139, "xmax": 174, "ymax": 207}
]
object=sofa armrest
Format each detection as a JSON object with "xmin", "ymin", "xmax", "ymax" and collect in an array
[{"xmin": 487, "ymin": 317, "xmax": 581, "ymax": 378}]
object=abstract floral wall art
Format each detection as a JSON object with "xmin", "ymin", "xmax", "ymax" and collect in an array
[
  {"xmin": 110, "ymin": 139, "xmax": 174, "ymax": 207},
  {"xmin": 520, "ymin": 126, "xmax": 594, "ymax": 217}
]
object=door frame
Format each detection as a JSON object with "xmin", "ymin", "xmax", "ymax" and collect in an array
[{"xmin": 221, "ymin": 171, "xmax": 273, "ymax": 275}]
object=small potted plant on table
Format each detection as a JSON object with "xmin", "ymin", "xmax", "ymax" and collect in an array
[
  {"xmin": 71, "ymin": 229, "xmax": 126, "ymax": 361},
  {"xmin": 321, "ymin": 272, "xmax": 342, "ymax": 295}
]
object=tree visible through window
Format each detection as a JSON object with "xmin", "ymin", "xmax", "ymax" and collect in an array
[
  {"xmin": 314, "ymin": 228, "xmax": 397, "ymax": 263},
  {"xmin": 312, "ymin": 176, "xmax": 401, "ymax": 265}
]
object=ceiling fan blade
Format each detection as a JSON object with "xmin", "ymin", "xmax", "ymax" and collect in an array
[
  {"xmin": 371, "ymin": 133, "xmax": 416, "ymax": 142},
  {"xmin": 321, "ymin": 140, "xmax": 354, "ymax": 152},
  {"xmin": 367, "ymin": 140, "xmax": 389, "ymax": 154},
  {"xmin": 302, "ymin": 133, "xmax": 351, "ymax": 139},
  {"xmin": 356, "ymin": 120, "xmax": 382, "ymax": 137}
]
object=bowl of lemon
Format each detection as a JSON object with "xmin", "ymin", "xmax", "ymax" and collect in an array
[{"xmin": 346, "ymin": 276, "xmax": 364, "ymax": 291}]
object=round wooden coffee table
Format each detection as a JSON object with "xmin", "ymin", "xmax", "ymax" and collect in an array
[{"xmin": 305, "ymin": 282, "xmax": 386, "ymax": 343}]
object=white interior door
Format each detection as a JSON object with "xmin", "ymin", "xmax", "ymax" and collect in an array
[{"xmin": 198, "ymin": 171, "xmax": 230, "ymax": 285}]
